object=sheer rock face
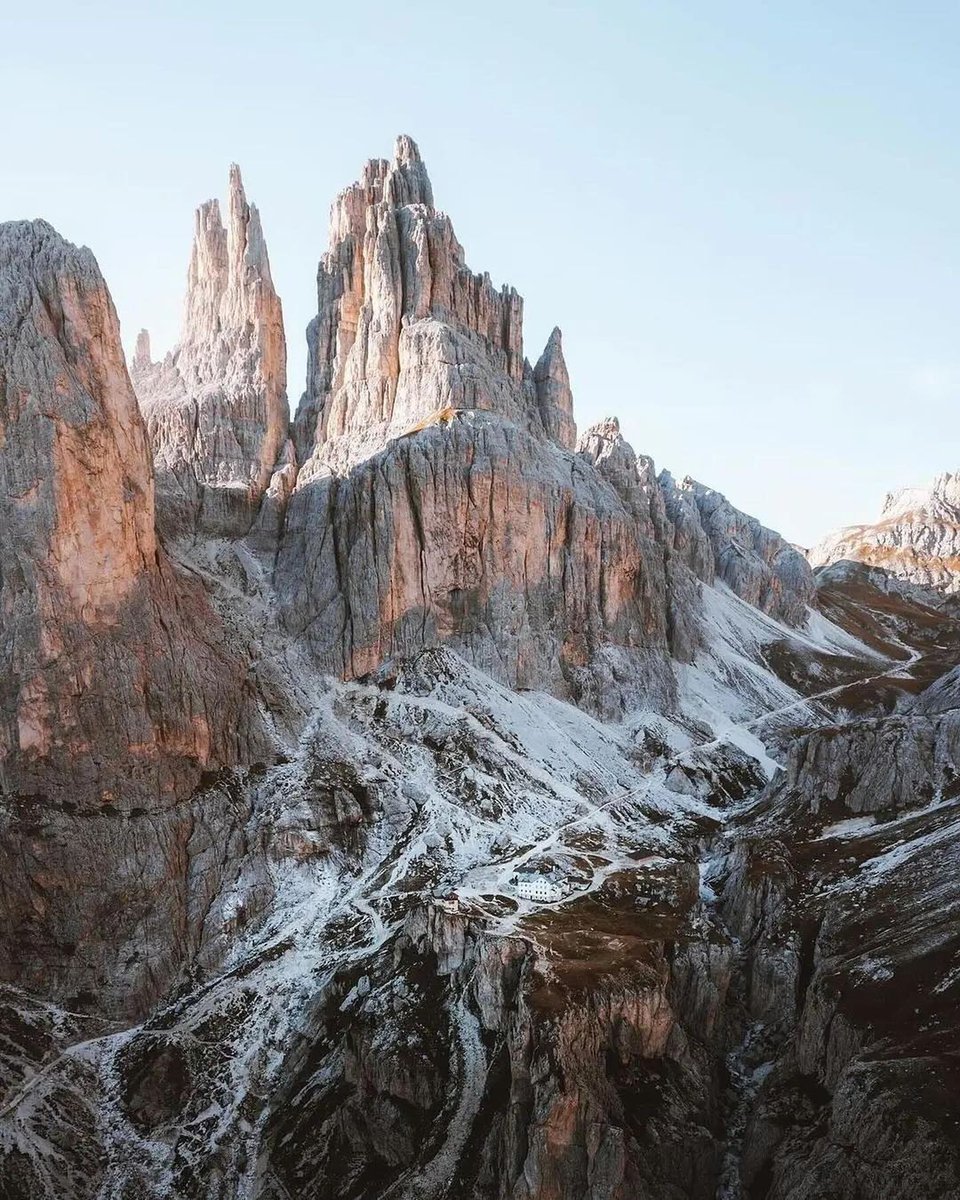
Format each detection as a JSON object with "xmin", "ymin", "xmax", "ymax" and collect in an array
[
  {"xmin": 292, "ymin": 135, "xmax": 575, "ymax": 475},
  {"xmin": 132, "ymin": 165, "xmax": 290, "ymax": 539},
  {"xmin": 659, "ymin": 471, "xmax": 815, "ymax": 625},
  {"xmin": 280, "ymin": 139, "xmax": 813, "ymax": 712},
  {"xmin": 0, "ymin": 220, "xmax": 268, "ymax": 1009},
  {"xmin": 278, "ymin": 412, "xmax": 678, "ymax": 718},
  {"xmin": 809, "ymin": 471, "xmax": 960, "ymax": 594},
  {"xmin": 575, "ymin": 417, "xmax": 704, "ymax": 666},
  {"xmin": 0, "ymin": 219, "xmax": 265, "ymax": 802}
]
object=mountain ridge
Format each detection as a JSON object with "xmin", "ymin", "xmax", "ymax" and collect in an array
[{"xmin": 0, "ymin": 135, "xmax": 957, "ymax": 1200}]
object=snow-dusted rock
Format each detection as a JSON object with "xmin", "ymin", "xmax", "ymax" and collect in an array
[
  {"xmin": 810, "ymin": 471, "xmax": 960, "ymax": 594},
  {"xmin": 659, "ymin": 472, "xmax": 815, "ymax": 625},
  {"xmin": 132, "ymin": 165, "xmax": 289, "ymax": 538}
]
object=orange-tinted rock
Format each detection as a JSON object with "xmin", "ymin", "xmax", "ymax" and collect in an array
[{"xmin": 0, "ymin": 219, "xmax": 265, "ymax": 805}]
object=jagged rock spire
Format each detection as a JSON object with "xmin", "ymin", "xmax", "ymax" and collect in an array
[
  {"xmin": 132, "ymin": 164, "xmax": 290, "ymax": 539},
  {"xmin": 133, "ymin": 327, "xmax": 152, "ymax": 370},
  {"xmin": 534, "ymin": 327, "xmax": 577, "ymax": 450},
  {"xmin": 293, "ymin": 135, "xmax": 570, "ymax": 472}
]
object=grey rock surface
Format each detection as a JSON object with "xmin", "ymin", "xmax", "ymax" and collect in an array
[
  {"xmin": 810, "ymin": 471, "xmax": 960, "ymax": 593},
  {"xmin": 132, "ymin": 165, "xmax": 289, "ymax": 538},
  {"xmin": 660, "ymin": 472, "xmax": 815, "ymax": 625}
]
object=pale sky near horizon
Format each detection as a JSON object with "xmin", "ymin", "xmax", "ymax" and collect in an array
[{"xmin": 3, "ymin": 1, "xmax": 958, "ymax": 546}]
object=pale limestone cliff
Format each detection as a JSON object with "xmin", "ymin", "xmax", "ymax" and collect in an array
[{"xmin": 132, "ymin": 165, "xmax": 290, "ymax": 538}]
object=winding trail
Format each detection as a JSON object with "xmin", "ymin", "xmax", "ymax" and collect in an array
[{"xmin": 477, "ymin": 640, "xmax": 925, "ymax": 933}]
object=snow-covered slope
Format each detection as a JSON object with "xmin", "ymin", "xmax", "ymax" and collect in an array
[{"xmin": 0, "ymin": 558, "xmax": 914, "ymax": 1198}]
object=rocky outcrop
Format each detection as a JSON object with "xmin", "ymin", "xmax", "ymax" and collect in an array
[
  {"xmin": 533, "ymin": 326, "xmax": 577, "ymax": 451},
  {"xmin": 279, "ymin": 412, "xmax": 679, "ymax": 717},
  {"xmin": 772, "ymin": 706, "xmax": 960, "ymax": 818},
  {"xmin": 0, "ymin": 219, "xmax": 268, "ymax": 1013},
  {"xmin": 255, "ymin": 900, "xmax": 733, "ymax": 1200},
  {"xmin": 132, "ymin": 165, "xmax": 290, "ymax": 539},
  {"xmin": 293, "ymin": 135, "xmax": 575, "ymax": 474},
  {"xmin": 659, "ymin": 472, "xmax": 815, "ymax": 625},
  {"xmin": 0, "ymin": 219, "xmax": 264, "ymax": 804},
  {"xmin": 280, "ymin": 140, "xmax": 814, "ymax": 715},
  {"xmin": 281, "ymin": 139, "xmax": 678, "ymax": 714},
  {"xmin": 810, "ymin": 471, "xmax": 960, "ymax": 594}
]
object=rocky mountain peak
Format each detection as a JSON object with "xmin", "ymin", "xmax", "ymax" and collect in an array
[
  {"xmin": 387, "ymin": 132, "xmax": 434, "ymax": 206},
  {"xmin": 658, "ymin": 473, "xmax": 814, "ymax": 623},
  {"xmin": 0, "ymin": 220, "xmax": 159, "ymax": 612},
  {"xmin": 131, "ymin": 164, "xmax": 289, "ymax": 538},
  {"xmin": 133, "ymin": 326, "xmax": 152, "ymax": 370},
  {"xmin": 533, "ymin": 326, "xmax": 577, "ymax": 450},
  {"xmin": 811, "ymin": 469, "xmax": 960, "ymax": 593},
  {"xmin": 181, "ymin": 163, "xmax": 275, "ymax": 353},
  {"xmin": 576, "ymin": 416, "xmax": 639, "ymax": 488},
  {"xmin": 293, "ymin": 136, "xmax": 572, "ymax": 474},
  {"xmin": 881, "ymin": 470, "xmax": 960, "ymax": 521}
]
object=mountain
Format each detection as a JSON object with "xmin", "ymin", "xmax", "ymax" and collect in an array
[
  {"xmin": 131, "ymin": 166, "xmax": 291, "ymax": 540},
  {"xmin": 809, "ymin": 471, "xmax": 960, "ymax": 593},
  {"xmin": 0, "ymin": 138, "xmax": 958, "ymax": 1200},
  {"xmin": 278, "ymin": 136, "xmax": 813, "ymax": 715},
  {"xmin": 0, "ymin": 219, "xmax": 268, "ymax": 1017}
]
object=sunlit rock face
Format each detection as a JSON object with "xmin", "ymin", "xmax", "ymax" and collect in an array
[
  {"xmin": 292, "ymin": 134, "xmax": 576, "ymax": 474},
  {"xmin": 0, "ymin": 218, "xmax": 265, "ymax": 803},
  {"xmin": 809, "ymin": 471, "xmax": 960, "ymax": 594},
  {"xmin": 0, "ymin": 218, "xmax": 267, "ymax": 1012},
  {"xmin": 280, "ymin": 139, "xmax": 814, "ymax": 714},
  {"xmin": 132, "ymin": 165, "xmax": 290, "ymax": 539}
]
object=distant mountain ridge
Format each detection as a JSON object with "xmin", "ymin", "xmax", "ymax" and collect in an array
[{"xmin": 810, "ymin": 470, "xmax": 960, "ymax": 593}]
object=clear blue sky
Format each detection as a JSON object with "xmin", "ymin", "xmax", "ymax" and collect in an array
[{"xmin": 3, "ymin": 1, "xmax": 958, "ymax": 546}]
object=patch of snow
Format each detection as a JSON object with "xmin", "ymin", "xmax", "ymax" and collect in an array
[{"xmin": 819, "ymin": 816, "xmax": 877, "ymax": 839}]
